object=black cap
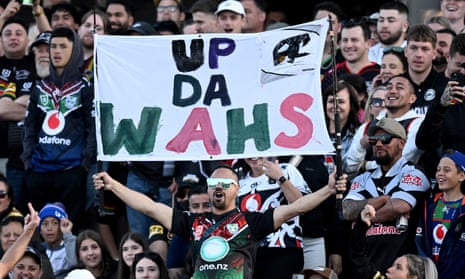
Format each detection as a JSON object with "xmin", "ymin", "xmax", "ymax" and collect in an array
[
  {"xmin": 1, "ymin": 207, "xmax": 24, "ymax": 227},
  {"xmin": 23, "ymin": 246, "xmax": 42, "ymax": 267},
  {"xmin": 30, "ymin": 31, "xmax": 52, "ymax": 50},
  {"xmin": 128, "ymin": 21, "xmax": 155, "ymax": 35},
  {"xmin": 178, "ymin": 173, "xmax": 200, "ymax": 189},
  {"xmin": 153, "ymin": 20, "xmax": 180, "ymax": 35}
]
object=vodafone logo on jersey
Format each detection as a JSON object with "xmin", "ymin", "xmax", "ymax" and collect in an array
[
  {"xmin": 42, "ymin": 110, "xmax": 65, "ymax": 135},
  {"xmin": 433, "ymin": 224, "xmax": 447, "ymax": 244},
  {"xmin": 240, "ymin": 193, "xmax": 262, "ymax": 212}
]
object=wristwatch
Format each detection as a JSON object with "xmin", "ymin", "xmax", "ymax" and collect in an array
[{"xmin": 278, "ymin": 175, "xmax": 287, "ymax": 185}]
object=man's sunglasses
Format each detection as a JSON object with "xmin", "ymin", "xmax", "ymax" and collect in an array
[
  {"xmin": 206, "ymin": 178, "xmax": 238, "ymax": 189},
  {"xmin": 371, "ymin": 98, "xmax": 384, "ymax": 108},
  {"xmin": 368, "ymin": 134, "xmax": 399, "ymax": 146}
]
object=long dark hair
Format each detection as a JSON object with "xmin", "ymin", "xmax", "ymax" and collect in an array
[
  {"xmin": 116, "ymin": 232, "xmax": 149, "ymax": 279},
  {"xmin": 323, "ymin": 79, "xmax": 361, "ymax": 134},
  {"xmin": 130, "ymin": 251, "xmax": 169, "ymax": 279},
  {"xmin": 76, "ymin": 229, "xmax": 114, "ymax": 278}
]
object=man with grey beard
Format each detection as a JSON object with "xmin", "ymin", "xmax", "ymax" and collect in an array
[
  {"xmin": 368, "ymin": 1, "xmax": 409, "ymax": 65},
  {"xmin": 30, "ymin": 31, "xmax": 52, "ymax": 79}
]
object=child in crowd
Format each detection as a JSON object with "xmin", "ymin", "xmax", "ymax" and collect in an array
[
  {"xmin": 75, "ymin": 229, "xmax": 116, "ymax": 279},
  {"xmin": 39, "ymin": 202, "xmax": 77, "ymax": 279},
  {"xmin": 131, "ymin": 251, "xmax": 169, "ymax": 279},
  {"xmin": 116, "ymin": 232, "xmax": 148, "ymax": 279}
]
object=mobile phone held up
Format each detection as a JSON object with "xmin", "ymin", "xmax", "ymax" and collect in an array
[
  {"xmin": 451, "ymin": 72, "xmax": 465, "ymax": 87},
  {"xmin": 450, "ymin": 72, "xmax": 465, "ymax": 102}
]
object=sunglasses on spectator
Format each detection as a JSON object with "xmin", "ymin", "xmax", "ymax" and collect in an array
[
  {"xmin": 157, "ymin": 5, "xmax": 178, "ymax": 13},
  {"xmin": 368, "ymin": 134, "xmax": 399, "ymax": 146},
  {"xmin": 383, "ymin": 46, "xmax": 404, "ymax": 54},
  {"xmin": 371, "ymin": 98, "xmax": 384, "ymax": 107},
  {"xmin": 207, "ymin": 178, "xmax": 238, "ymax": 189},
  {"xmin": 0, "ymin": 191, "xmax": 8, "ymax": 199}
]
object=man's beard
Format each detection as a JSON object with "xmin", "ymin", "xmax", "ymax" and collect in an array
[
  {"xmin": 433, "ymin": 56, "xmax": 447, "ymax": 66},
  {"xmin": 36, "ymin": 60, "xmax": 50, "ymax": 78},
  {"xmin": 385, "ymin": 103, "xmax": 401, "ymax": 115},
  {"xmin": 374, "ymin": 152, "xmax": 393, "ymax": 166},
  {"xmin": 81, "ymin": 37, "xmax": 93, "ymax": 50},
  {"xmin": 378, "ymin": 29, "xmax": 403, "ymax": 45},
  {"xmin": 212, "ymin": 199, "xmax": 225, "ymax": 210}
]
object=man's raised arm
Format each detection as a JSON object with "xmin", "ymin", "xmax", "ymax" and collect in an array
[
  {"xmin": 273, "ymin": 172, "xmax": 346, "ymax": 230},
  {"xmin": 93, "ymin": 171, "xmax": 173, "ymax": 229}
]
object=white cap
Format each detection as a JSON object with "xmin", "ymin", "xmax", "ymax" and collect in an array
[
  {"xmin": 65, "ymin": 269, "xmax": 95, "ymax": 279},
  {"xmin": 215, "ymin": 0, "xmax": 245, "ymax": 16}
]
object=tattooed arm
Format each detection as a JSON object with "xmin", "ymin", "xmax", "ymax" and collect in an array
[{"xmin": 342, "ymin": 196, "xmax": 389, "ymax": 221}]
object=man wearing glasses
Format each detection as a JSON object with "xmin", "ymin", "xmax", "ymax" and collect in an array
[
  {"xmin": 155, "ymin": 0, "xmax": 186, "ymax": 30},
  {"xmin": 342, "ymin": 117, "xmax": 430, "ymax": 277},
  {"xmin": 345, "ymin": 74, "xmax": 424, "ymax": 177},
  {"xmin": 93, "ymin": 165, "xmax": 345, "ymax": 279}
]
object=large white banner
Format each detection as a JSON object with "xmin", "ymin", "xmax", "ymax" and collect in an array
[{"xmin": 95, "ymin": 18, "xmax": 334, "ymax": 161}]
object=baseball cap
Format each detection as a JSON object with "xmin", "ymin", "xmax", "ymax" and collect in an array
[
  {"xmin": 128, "ymin": 21, "xmax": 156, "ymax": 35},
  {"xmin": 30, "ymin": 31, "xmax": 52, "ymax": 50},
  {"xmin": 177, "ymin": 173, "xmax": 202, "ymax": 189},
  {"xmin": 215, "ymin": 0, "xmax": 245, "ymax": 16},
  {"xmin": 443, "ymin": 150, "xmax": 465, "ymax": 172},
  {"xmin": 65, "ymin": 269, "xmax": 95, "ymax": 279},
  {"xmin": 23, "ymin": 246, "xmax": 42, "ymax": 267},
  {"xmin": 367, "ymin": 118, "xmax": 406, "ymax": 139}
]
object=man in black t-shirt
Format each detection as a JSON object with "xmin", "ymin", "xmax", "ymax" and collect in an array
[
  {"xmin": 94, "ymin": 165, "xmax": 344, "ymax": 279},
  {"xmin": 0, "ymin": 17, "xmax": 36, "ymax": 213}
]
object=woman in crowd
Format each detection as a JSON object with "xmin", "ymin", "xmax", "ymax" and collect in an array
[
  {"xmin": 0, "ymin": 175, "xmax": 18, "ymax": 224},
  {"xmin": 371, "ymin": 47, "xmax": 408, "ymax": 88},
  {"xmin": 323, "ymin": 80, "xmax": 361, "ymax": 166},
  {"xmin": 416, "ymin": 149, "xmax": 465, "ymax": 279},
  {"xmin": 0, "ymin": 209, "xmax": 23, "ymax": 257},
  {"xmin": 75, "ymin": 229, "xmax": 116, "ymax": 279},
  {"xmin": 116, "ymin": 232, "xmax": 148, "ymax": 279},
  {"xmin": 363, "ymin": 86, "xmax": 387, "ymax": 123},
  {"xmin": 131, "ymin": 251, "xmax": 169, "ymax": 279}
]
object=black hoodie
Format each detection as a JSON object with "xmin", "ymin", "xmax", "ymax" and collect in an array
[{"xmin": 22, "ymin": 27, "xmax": 96, "ymax": 172}]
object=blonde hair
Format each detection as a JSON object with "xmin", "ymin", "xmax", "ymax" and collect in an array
[
  {"xmin": 404, "ymin": 254, "xmax": 438, "ymax": 279},
  {"xmin": 363, "ymin": 85, "xmax": 386, "ymax": 122}
]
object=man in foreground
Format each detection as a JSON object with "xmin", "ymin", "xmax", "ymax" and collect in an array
[{"xmin": 93, "ymin": 165, "xmax": 346, "ymax": 279}]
